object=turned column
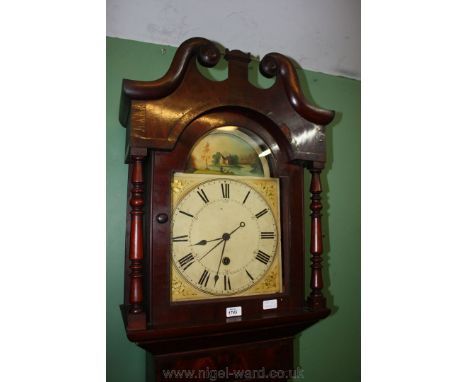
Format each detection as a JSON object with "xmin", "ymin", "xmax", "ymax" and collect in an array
[
  {"xmin": 129, "ymin": 155, "xmax": 145, "ymax": 316},
  {"xmin": 307, "ymin": 166, "xmax": 327, "ymax": 310}
]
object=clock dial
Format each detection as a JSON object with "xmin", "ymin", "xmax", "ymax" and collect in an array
[{"xmin": 172, "ymin": 177, "xmax": 279, "ymax": 296}]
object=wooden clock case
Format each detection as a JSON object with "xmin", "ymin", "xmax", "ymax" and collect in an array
[{"xmin": 118, "ymin": 37, "xmax": 335, "ymax": 381}]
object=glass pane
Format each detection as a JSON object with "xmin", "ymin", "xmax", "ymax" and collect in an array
[{"xmin": 185, "ymin": 126, "xmax": 271, "ymax": 177}]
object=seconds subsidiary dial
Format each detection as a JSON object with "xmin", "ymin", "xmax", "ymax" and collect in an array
[{"xmin": 171, "ymin": 177, "xmax": 279, "ymax": 296}]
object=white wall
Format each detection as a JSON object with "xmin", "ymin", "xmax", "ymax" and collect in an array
[{"xmin": 107, "ymin": 0, "xmax": 360, "ymax": 79}]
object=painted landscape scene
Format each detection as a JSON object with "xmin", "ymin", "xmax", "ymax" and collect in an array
[{"xmin": 186, "ymin": 130, "xmax": 269, "ymax": 177}]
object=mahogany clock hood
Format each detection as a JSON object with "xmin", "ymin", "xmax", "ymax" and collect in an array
[{"xmin": 119, "ymin": 37, "xmax": 334, "ymax": 164}]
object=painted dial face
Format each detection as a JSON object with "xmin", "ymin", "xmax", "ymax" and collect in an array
[{"xmin": 172, "ymin": 178, "xmax": 279, "ymax": 296}]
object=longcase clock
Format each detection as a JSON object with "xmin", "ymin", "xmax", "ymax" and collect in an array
[{"xmin": 118, "ymin": 37, "xmax": 335, "ymax": 381}]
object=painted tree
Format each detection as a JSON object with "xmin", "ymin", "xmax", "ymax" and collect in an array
[
  {"xmin": 212, "ymin": 151, "xmax": 222, "ymax": 165},
  {"xmin": 200, "ymin": 142, "xmax": 211, "ymax": 170},
  {"xmin": 230, "ymin": 154, "xmax": 239, "ymax": 166}
]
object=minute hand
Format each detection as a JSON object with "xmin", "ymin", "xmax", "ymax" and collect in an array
[
  {"xmin": 198, "ymin": 222, "xmax": 245, "ymax": 261},
  {"xmin": 228, "ymin": 221, "xmax": 245, "ymax": 237}
]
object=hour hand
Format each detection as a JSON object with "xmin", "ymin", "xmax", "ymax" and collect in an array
[{"xmin": 194, "ymin": 238, "xmax": 221, "ymax": 246}]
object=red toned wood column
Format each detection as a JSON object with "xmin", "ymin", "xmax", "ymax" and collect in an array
[
  {"xmin": 307, "ymin": 166, "xmax": 327, "ymax": 310},
  {"xmin": 128, "ymin": 155, "xmax": 146, "ymax": 328}
]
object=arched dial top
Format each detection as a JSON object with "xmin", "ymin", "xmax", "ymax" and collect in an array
[
  {"xmin": 185, "ymin": 126, "xmax": 271, "ymax": 178},
  {"xmin": 171, "ymin": 175, "xmax": 282, "ymax": 299}
]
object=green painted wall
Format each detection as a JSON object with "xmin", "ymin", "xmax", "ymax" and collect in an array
[{"xmin": 107, "ymin": 37, "xmax": 360, "ymax": 382}]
